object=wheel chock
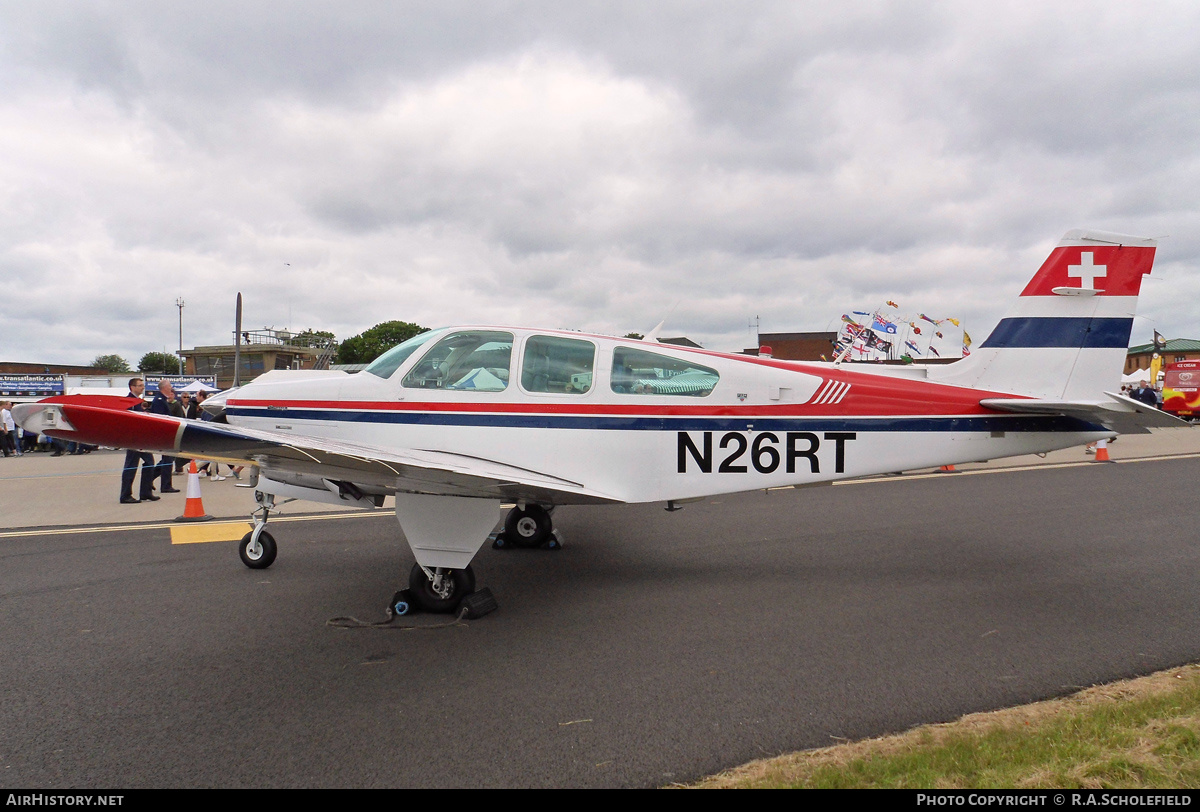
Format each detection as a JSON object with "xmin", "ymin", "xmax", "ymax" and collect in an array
[
  {"xmin": 460, "ymin": 588, "xmax": 498, "ymax": 619},
  {"xmin": 491, "ymin": 530, "xmax": 563, "ymax": 551},
  {"xmin": 388, "ymin": 589, "xmax": 416, "ymax": 619}
]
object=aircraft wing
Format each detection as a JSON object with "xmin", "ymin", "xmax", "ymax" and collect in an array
[
  {"xmin": 13, "ymin": 397, "xmax": 621, "ymax": 506},
  {"xmin": 979, "ymin": 391, "xmax": 1189, "ymax": 435}
]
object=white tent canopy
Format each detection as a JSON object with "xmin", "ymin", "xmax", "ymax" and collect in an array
[
  {"xmin": 178, "ymin": 380, "xmax": 221, "ymax": 393},
  {"xmin": 1122, "ymin": 369, "xmax": 1150, "ymax": 384}
]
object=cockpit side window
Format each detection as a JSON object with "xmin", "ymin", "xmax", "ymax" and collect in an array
[
  {"xmin": 610, "ymin": 347, "xmax": 719, "ymax": 396},
  {"xmin": 401, "ymin": 330, "xmax": 513, "ymax": 392},
  {"xmin": 521, "ymin": 335, "xmax": 595, "ymax": 394},
  {"xmin": 362, "ymin": 329, "xmax": 439, "ymax": 379}
]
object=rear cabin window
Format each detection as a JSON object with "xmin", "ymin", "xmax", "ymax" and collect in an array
[
  {"xmin": 610, "ymin": 347, "xmax": 719, "ymax": 396},
  {"xmin": 522, "ymin": 335, "xmax": 596, "ymax": 395},
  {"xmin": 401, "ymin": 330, "xmax": 513, "ymax": 392}
]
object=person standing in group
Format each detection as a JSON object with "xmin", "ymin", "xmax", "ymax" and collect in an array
[
  {"xmin": 1, "ymin": 401, "xmax": 19, "ymax": 457},
  {"xmin": 119, "ymin": 378, "xmax": 159, "ymax": 503},
  {"xmin": 193, "ymin": 390, "xmax": 226, "ymax": 480},
  {"xmin": 1131, "ymin": 380, "xmax": 1159, "ymax": 408},
  {"xmin": 149, "ymin": 381, "xmax": 183, "ymax": 493},
  {"xmin": 173, "ymin": 391, "xmax": 197, "ymax": 473}
]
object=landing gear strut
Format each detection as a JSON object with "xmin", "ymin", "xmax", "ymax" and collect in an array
[
  {"xmin": 238, "ymin": 490, "xmax": 293, "ymax": 570},
  {"xmin": 388, "ymin": 492, "xmax": 501, "ymax": 619}
]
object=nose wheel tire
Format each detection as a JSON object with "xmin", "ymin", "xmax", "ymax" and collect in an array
[
  {"xmin": 504, "ymin": 505, "xmax": 552, "ymax": 548},
  {"xmin": 239, "ymin": 531, "xmax": 277, "ymax": 569},
  {"xmin": 408, "ymin": 564, "xmax": 476, "ymax": 613}
]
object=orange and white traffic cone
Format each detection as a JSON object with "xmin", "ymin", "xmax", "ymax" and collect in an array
[
  {"xmin": 1093, "ymin": 438, "xmax": 1114, "ymax": 463},
  {"xmin": 939, "ymin": 464, "xmax": 959, "ymax": 473},
  {"xmin": 175, "ymin": 460, "xmax": 214, "ymax": 522}
]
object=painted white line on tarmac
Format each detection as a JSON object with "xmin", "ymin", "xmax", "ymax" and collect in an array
[
  {"xmin": 835, "ymin": 450, "xmax": 1200, "ymax": 486},
  {"xmin": 0, "ymin": 466, "xmax": 133, "ymax": 482},
  {"xmin": 3, "ymin": 453, "xmax": 1199, "ymax": 540},
  {"xmin": 0, "ymin": 510, "xmax": 393, "ymax": 539}
]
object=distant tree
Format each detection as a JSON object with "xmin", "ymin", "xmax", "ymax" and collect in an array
[
  {"xmin": 92, "ymin": 354, "xmax": 131, "ymax": 373},
  {"xmin": 337, "ymin": 321, "xmax": 428, "ymax": 365},
  {"xmin": 624, "ymin": 332, "xmax": 645, "ymax": 340},
  {"xmin": 139, "ymin": 351, "xmax": 181, "ymax": 374},
  {"xmin": 290, "ymin": 329, "xmax": 336, "ymax": 348}
]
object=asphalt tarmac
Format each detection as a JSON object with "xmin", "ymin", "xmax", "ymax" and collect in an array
[{"xmin": 2, "ymin": 432, "xmax": 1200, "ymax": 787}]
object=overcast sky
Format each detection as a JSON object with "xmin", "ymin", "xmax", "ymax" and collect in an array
[{"xmin": 2, "ymin": 1, "xmax": 1198, "ymax": 367}]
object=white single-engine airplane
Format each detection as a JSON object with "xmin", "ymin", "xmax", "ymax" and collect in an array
[{"xmin": 15, "ymin": 230, "xmax": 1184, "ymax": 614}]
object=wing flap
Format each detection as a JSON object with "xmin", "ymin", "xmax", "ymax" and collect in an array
[{"xmin": 980, "ymin": 391, "xmax": 1189, "ymax": 434}]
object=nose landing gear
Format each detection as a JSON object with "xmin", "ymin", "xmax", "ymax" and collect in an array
[
  {"xmin": 239, "ymin": 530, "xmax": 277, "ymax": 569},
  {"xmin": 238, "ymin": 490, "xmax": 294, "ymax": 569}
]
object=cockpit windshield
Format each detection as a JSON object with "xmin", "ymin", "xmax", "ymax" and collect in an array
[
  {"xmin": 362, "ymin": 329, "xmax": 442, "ymax": 379},
  {"xmin": 402, "ymin": 330, "xmax": 514, "ymax": 392}
]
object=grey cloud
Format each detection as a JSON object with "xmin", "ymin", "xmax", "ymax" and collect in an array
[{"xmin": 1, "ymin": 2, "xmax": 1198, "ymax": 365}]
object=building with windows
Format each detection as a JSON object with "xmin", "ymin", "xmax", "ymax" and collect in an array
[
  {"xmin": 742, "ymin": 331, "xmax": 839, "ymax": 360},
  {"xmin": 182, "ymin": 328, "xmax": 337, "ymax": 390},
  {"xmin": 1125, "ymin": 338, "xmax": 1200, "ymax": 375}
]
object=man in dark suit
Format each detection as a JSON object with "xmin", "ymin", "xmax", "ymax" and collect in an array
[
  {"xmin": 149, "ymin": 381, "xmax": 183, "ymax": 493},
  {"xmin": 119, "ymin": 378, "xmax": 160, "ymax": 504},
  {"xmin": 1131, "ymin": 380, "xmax": 1159, "ymax": 408},
  {"xmin": 173, "ymin": 392, "xmax": 197, "ymax": 473}
]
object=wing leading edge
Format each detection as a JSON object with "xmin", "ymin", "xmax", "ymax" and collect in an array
[{"xmin": 13, "ymin": 398, "xmax": 620, "ymax": 506}]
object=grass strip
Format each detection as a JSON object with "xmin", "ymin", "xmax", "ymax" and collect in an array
[{"xmin": 688, "ymin": 664, "xmax": 1200, "ymax": 789}]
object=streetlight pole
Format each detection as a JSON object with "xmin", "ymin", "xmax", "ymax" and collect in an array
[
  {"xmin": 234, "ymin": 293, "xmax": 243, "ymax": 388},
  {"xmin": 176, "ymin": 297, "xmax": 185, "ymax": 375}
]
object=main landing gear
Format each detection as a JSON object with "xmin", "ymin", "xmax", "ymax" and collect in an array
[
  {"xmin": 234, "ymin": 488, "xmax": 501, "ymax": 620},
  {"xmin": 390, "ymin": 565, "xmax": 497, "ymax": 619},
  {"xmin": 408, "ymin": 564, "xmax": 474, "ymax": 612},
  {"xmin": 492, "ymin": 504, "xmax": 562, "ymax": 550}
]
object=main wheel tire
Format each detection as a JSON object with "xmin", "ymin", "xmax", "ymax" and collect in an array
[
  {"xmin": 408, "ymin": 563, "xmax": 476, "ymax": 613},
  {"xmin": 504, "ymin": 504, "xmax": 552, "ymax": 548},
  {"xmin": 239, "ymin": 530, "xmax": 277, "ymax": 569}
]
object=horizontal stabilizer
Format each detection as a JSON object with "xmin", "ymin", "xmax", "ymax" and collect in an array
[{"xmin": 979, "ymin": 392, "xmax": 1189, "ymax": 434}]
